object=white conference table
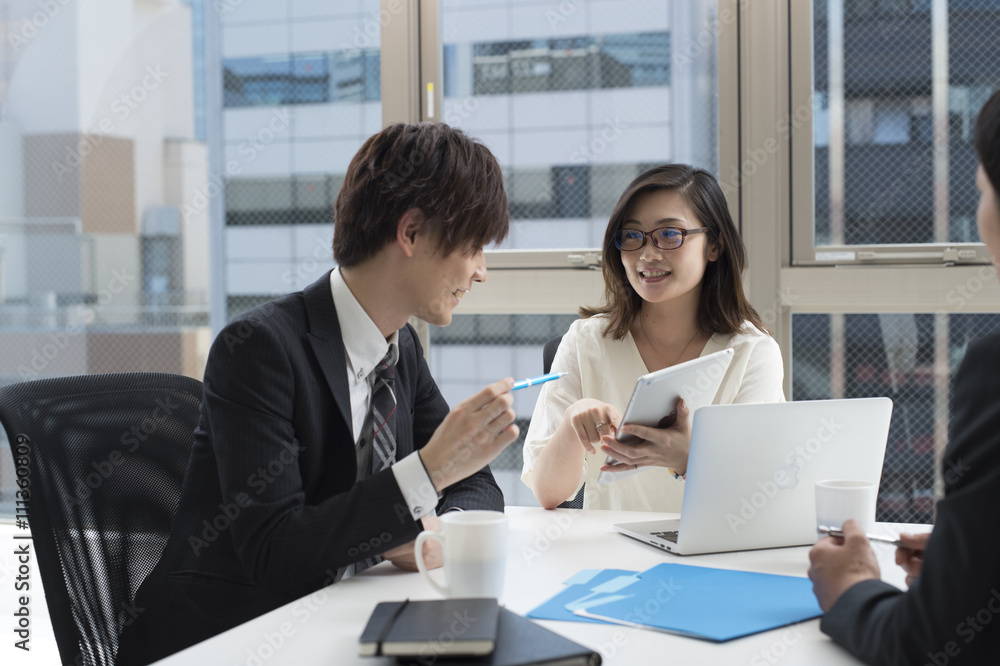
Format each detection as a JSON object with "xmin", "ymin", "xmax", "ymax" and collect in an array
[{"xmin": 154, "ymin": 507, "xmax": 916, "ymax": 665}]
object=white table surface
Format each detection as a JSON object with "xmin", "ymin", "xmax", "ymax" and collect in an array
[{"xmin": 152, "ymin": 507, "xmax": 918, "ymax": 665}]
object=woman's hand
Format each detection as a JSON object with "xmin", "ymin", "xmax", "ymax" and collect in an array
[
  {"xmin": 598, "ymin": 398, "xmax": 692, "ymax": 474},
  {"xmin": 563, "ymin": 398, "xmax": 623, "ymax": 455}
]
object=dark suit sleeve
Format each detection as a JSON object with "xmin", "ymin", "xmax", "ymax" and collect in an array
[
  {"xmin": 820, "ymin": 334, "xmax": 1000, "ymax": 665},
  {"xmin": 202, "ymin": 317, "xmax": 421, "ymax": 594},
  {"xmin": 406, "ymin": 325, "xmax": 505, "ymax": 513}
]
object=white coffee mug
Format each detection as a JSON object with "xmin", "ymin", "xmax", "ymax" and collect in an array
[
  {"xmin": 815, "ymin": 479, "xmax": 877, "ymax": 535},
  {"xmin": 414, "ymin": 510, "xmax": 507, "ymax": 599}
]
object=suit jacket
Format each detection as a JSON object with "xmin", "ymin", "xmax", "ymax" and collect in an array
[
  {"xmin": 820, "ymin": 330, "xmax": 1000, "ymax": 665},
  {"xmin": 116, "ymin": 271, "xmax": 503, "ymax": 665}
]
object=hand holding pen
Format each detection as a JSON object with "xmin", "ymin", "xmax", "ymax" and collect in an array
[{"xmin": 817, "ymin": 525, "xmax": 912, "ymax": 549}]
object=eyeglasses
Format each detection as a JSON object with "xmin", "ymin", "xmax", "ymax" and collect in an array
[{"xmin": 614, "ymin": 226, "xmax": 711, "ymax": 251}]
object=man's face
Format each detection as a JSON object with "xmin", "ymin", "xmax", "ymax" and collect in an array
[
  {"xmin": 412, "ymin": 244, "xmax": 488, "ymax": 326},
  {"xmin": 976, "ymin": 165, "xmax": 1000, "ymax": 266}
]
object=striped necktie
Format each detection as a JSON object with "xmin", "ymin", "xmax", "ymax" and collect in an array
[
  {"xmin": 356, "ymin": 349, "xmax": 398, "ymax": 574},
  {"xmin": 369, "ymin": 350, "xmax": 397, "ymax": 474}
]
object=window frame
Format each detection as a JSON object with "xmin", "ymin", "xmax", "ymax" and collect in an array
[{"xmin": 789, "ymin": 0, "xmax": 994, "ymax": 267}]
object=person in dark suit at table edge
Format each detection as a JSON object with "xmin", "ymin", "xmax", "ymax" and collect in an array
[
  {"xmin": 116, "ymin": 123, "xmax": 519, "ymax": 665},
  {"xmin": 808, "ymin": 89, "xmax": 1000, "ymax": 665}
]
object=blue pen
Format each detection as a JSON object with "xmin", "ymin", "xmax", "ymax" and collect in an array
[{"xmin": 511, "ymin": 371, "xmax": 568, "ymax": 391}]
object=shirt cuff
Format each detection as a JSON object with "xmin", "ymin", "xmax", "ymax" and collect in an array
[{"xmin": 391, "ymin": 451, "xmax": 441, "ymax": 520}]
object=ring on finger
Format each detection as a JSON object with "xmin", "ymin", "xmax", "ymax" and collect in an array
[{"xmin": 594, "ymin": 420, "xmax": 608, "ymax": 432}]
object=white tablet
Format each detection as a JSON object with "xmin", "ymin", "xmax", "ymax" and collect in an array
[{"xmin": 615, "ymin": 348, "xmax": 735, "ymax": 443}]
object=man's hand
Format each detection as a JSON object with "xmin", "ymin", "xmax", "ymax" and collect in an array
[
  {"xmin": 808, "ymin": 519, "xmax": 882, "ymax": 611},
  {"xmin": 383, "ymin": 516, "xmax": 442, "ymax": 571},
  {"xmin": 896, "ymin": 530, "xmax": 931, "ymax": 587},
  {"xmin": 419, "ymin": 378, "xmax": 519, "ymax": 492}
]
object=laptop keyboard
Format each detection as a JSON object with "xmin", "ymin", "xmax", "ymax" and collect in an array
[{"xmin": 652, "ymin": 530, "xmax": 679, "ymax": 543}]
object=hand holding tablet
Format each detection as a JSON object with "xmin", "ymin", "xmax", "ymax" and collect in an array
[{"xmin": 596, "ymin": 348, "xmax": 735, "ymax": 485}]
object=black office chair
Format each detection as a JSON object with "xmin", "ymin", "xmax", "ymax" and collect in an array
[
  {"xmin": 0, "ymin": 373, "xmax": 202, "ymax": 666},
  {"xmin": 542, "ymin": 334, "xmax": 563, "ymax": 376},
  {"xmin": 541, "ymin": 335, "xmax": 585, "ymax": 510}
]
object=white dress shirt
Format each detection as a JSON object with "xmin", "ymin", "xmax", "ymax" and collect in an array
[
  {"xmin": 329, "ymin": 268, "xmax": 438, "ymax": 521},
  {"xmin": 521, "ymin": 315, "xmax": 786, "ymax": 512}
]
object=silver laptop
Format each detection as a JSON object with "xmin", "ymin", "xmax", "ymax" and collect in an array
[{"xmin": 614, "ymin": 397, "xmax": 893, "ymax": 555}]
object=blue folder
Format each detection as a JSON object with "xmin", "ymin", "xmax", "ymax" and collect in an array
[
  {"xmin": 573, "ymin": 563, "xmax": 823, "ymax": 642},
  {"xmin": 526, "ymin": 569, "xmax": 638, "ymax": 623}
]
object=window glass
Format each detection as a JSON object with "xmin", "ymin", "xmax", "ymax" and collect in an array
[
  {"xmin": 792, "ymin": 312, "xmax": 1000, "ymax": 523},
  {"xmin": 812, "ymin": 0, "xmax": 1000, "ymax": 245}
]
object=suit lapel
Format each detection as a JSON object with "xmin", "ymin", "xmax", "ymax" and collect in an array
[{"xmin": 304, "ymin": 271, "xmax": 353, "ymax": 432}]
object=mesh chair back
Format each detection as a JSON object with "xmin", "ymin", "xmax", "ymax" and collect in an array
[{"xmin": 0, "ymin": 373, "xmax": 202, "ymax": 666}]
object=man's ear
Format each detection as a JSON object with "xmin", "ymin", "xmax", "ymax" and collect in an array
[{"xmin": 396, "ymin": 207, "xmax": 426, "ymax": 257}]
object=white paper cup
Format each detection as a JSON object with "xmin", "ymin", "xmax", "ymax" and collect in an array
[
  {"xmin": 415, "ymin": 510, "xmax": 507, "ymax": 599},
  {"xmin": 815, "ymin": 479, "xmax": 877, "ymax": 535}
]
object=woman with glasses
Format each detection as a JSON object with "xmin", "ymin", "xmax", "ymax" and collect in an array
[{"xmin": 522, "ymin": 164, "xmax": 785, "ymax": 511}]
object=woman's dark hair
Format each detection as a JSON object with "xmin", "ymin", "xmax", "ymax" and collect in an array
[
  {"xmin": 580, "ymin": 164, "xmax": 767, "ymax": 340},
  {"xmin": 333, "ymin": 123, "xmax": 509, "ymax": 266},
  {"xmin": 975, "ymin": 89, "xmax": 1000, "ymax": 195}
]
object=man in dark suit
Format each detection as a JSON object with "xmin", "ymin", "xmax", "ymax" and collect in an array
[
  {"xmin": 117, "ymin": 123, "xmax": 518, "ymax": 665},
  {"xmin": 807, "ymin": 89, "xmax": 1000, "ymax": 665}
]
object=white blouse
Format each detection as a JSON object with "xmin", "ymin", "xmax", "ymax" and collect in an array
[{"xmin": 521, "ymin": 316, "xmax": 786, "ymax": 512}]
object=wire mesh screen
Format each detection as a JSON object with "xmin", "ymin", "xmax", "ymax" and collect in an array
[
  {"xmin": 428, "ymin": 314, "xmax": 579, "ymax": 490},
  {"xmin": 442, "ymin": 1, "xmax": 718, "ymax": 251},
  {"xmin": 220, "ymin": 3, "xmax": 381, "ymax": 322},
  {"xmin": 813, "ymin": 0, "xmax": 1000, "ymax": 245},
  {"xmin": 0, "ymin": 2, "xmax": 209, "ymax": 519},
  {"xmin": 792, "ymin": 312, "xmax": 1000, "ymax": 524}
]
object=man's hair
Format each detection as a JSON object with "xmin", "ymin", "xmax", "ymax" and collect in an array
[
  {"xmin": 580, "ymin": 164, "xmax": 767, "ymax": 340},
  {"xmin": 975, "ymin": 89, "xmax": 1000, "ymax": 196},
  {"xmin": 333, "ymin": 123, "xmax": 509, "ymax": 266}
]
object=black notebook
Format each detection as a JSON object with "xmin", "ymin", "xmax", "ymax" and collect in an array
[
  {"xmin": 359, "ymin": 598, "xmax": 500, "ymax": 658},
  {"xmin": 395, "ymin": 608, "xmax": 602, "ymax": 666}
]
